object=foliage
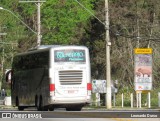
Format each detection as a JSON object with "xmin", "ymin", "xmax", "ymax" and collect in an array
[
  {"xmin": 41, "ymin": 0, "xmax": 95, "ymax": 45},
  {"xmin": 0, "ymin": 0, "xmax": 94, "ymax": 81},
  {"xmin": 87, "ymin": 0, "xmax": 160, "ymax": 90},
  {"xmin": 0, "ymin": 0, "xmax": 160, "ymax": 96}
]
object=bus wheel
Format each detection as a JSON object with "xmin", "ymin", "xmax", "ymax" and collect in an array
[
  {"xmin": 18, "ymin": 106, "xmax": 24, "ymax": 111},
  {"xmin": 66, "ymin": 107, "xmax": 82, "ymax": 111},
  {"xmin": 16, "ymin": 97, "xmax": 24, "ymax": 111},
  {"xmin": 37, "ymin": 97, "xmax": 42, "ymax": 111},
  {"xmin": 35, "ymin": 95, "xmax": 38, "ymax": 107},
  {"xmin": 49, "ymin": 107, "xmax": 54, "ymax": 111},
  {"xmin": 66, "ymin": 108, "xmax": 71, "ymax": 111},
  {"xmin": 37, "ymin": 96, "xmax": 48, "ymax": 111},
  {"xmin": 16, "ymin": 97, "xmax": 19, "ymax": 106}
]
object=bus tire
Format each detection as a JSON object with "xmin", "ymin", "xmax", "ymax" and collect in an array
[
  {"xmin": 16, "ymin": 97, "xmax": 18, "ymax": 106},
  {"xmin": 49, "ymin": 106, "xmax": 54, "ymax": 111},
  {"xmin": 16, "ymin": 97, "xmax": 24, "ymax": 111},
  {"xmin": 18, "ymin": 106, "xmax": 24, "ymax": 111},
  {"xmin": 35, "ymin": 95, "xmax": 38, "ymax": 107},
  {"xmin": 66, "ymin": 107, "xmax": 82, "ymax": 111},
  {"xmin": 37, "ymin": 97, "xmax": 41, "ymax": 111},
  {"xmin": 37, "ymin": 96, "xmax": 48, "ymax": 111}
]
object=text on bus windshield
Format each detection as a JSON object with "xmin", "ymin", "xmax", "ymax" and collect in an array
[{"xmin": 54, "ymin": 49, "xmax": 86, "ymax": 63}]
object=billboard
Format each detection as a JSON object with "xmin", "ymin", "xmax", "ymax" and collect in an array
[
  {"xmin": 92, "ymin": 80, "xmax": 118, "ymax": 94},
  {"xmin": 134, "ymin": 48, "xmax": 152, "ymax": 91},
  {"xmin": 92, "ymin": 80, "xmax": 106, "ymax": 93}
]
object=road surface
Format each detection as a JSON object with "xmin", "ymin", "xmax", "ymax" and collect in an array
[{"xmin": 0, "ymin": 108, "xmax": 159, "ymax": 121}]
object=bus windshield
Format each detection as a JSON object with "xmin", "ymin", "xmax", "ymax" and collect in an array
[{"xmin": 54, "ymin": 49, "xmax": 86, "ymax": 63}]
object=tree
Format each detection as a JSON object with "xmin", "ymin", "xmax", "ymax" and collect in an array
[
  {"xmin": 41, "ymin": 0, "xmax": 95, "ymax": 45},
  {"xmin": 87, "ymin": 0, "xmax": 160, "ymax": 89}
]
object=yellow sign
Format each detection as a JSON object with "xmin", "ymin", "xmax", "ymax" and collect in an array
[
  {"xmin": 136, "ymin": 90, "xmax": 151, "ymax": 94},
  {"xmin": 134, "ymin": 48, "xmax": 152, "ymax": 54}
]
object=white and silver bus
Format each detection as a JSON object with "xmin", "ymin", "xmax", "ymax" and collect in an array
[{"xmin": 6, "ymin": 45, "xmax": 92, "ymax": 111}]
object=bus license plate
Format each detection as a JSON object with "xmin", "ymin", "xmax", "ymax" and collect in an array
[{"xmin": 68, "ymin": 90, "xmax": 75, "ymax": 93}]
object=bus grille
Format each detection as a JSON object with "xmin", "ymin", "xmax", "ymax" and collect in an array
[{"xmin": 59, "ymin": 70, "xmax": 83, "ymax": 85}]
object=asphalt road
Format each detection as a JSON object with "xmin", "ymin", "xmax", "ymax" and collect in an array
[{"xmin": 0, "ymin": 108, "xmax": 159, "ymax": 121}]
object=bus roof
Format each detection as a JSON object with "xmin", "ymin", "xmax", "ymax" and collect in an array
[
  {"xmin": 16, "ymin": 45, "xmax": 88, "ymax": 56},
  {"xmin": 28, "ymin": 45, "xmax": 87, "ymax": 51},
  {"xmin": 28, "ymin": 45, "xmax": 61, "ymax": 51}
]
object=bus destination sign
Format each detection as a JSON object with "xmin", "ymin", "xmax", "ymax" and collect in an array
[{"xmin": 54, "ymin": 49, "xmax": 86, "ymax": 62}]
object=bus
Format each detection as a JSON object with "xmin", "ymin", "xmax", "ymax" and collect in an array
[{"xmin": 6, "ymin": 45, "xmax": 92, "ymax": 111}]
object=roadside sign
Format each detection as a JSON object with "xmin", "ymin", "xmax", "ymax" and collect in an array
[
  {"xmin": 92, "ymin": 80, "xmax": 106, "ymax": 93},
  {"xmin": 134, "ymin": 48, "xmax": 152, "ymax": 92},
  {"xmin": 92, "ymin": 80, "xmax": 118, "ymax": 94},
  {"xmin": 134, "ymin": 48, "xmax": 152, "ymax": 54}
]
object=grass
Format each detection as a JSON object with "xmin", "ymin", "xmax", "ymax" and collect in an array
[{"xmin": 89, "ymin": 87, "xmax": 160, "ymax": 110}]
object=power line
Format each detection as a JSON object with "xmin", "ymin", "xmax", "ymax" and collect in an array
[
  {"xmin": 19, "ymin": 0, "xmax": 46, "ymax": 46},
  {"xmin": 115, "ymin": 32, "xmax": 160, "ymax": 42},
  {"xmin": 0, "ymin": 7, "xmax": 37, "ymax": 34},
  {"xmin": 0, "ymin": 42, "xmax": 17, "ymax": 45},
  {"xmin": 74, "ymin": 0, "xmax": 105, "ymax": 27},
  {"xmin": 19, "ymin": 0, "xmax": 46, "ymax": 3}
]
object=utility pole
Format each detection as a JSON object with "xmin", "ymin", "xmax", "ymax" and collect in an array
[
  {"xmin": 19, "ymin": 0, "xmax": 46, "ymax": 46},
  {"xmin": 37, "ymin": 0, "xmax": 41, "ymax": 46},
  {"xmin": 73, "ymin": 1, "xmax": 112, "ymax": 109},
  {"xmin": 0, "ymin": 30, "xmax": 7, "ymax": 90},
  {"xmin": 105, "ymin": 0, "xmax": 112, "ymax": 109},
  {"xmin": 74, "ymin": 0, "xmax": 112, "ymax": 108}
]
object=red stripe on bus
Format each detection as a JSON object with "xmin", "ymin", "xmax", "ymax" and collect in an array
[
  {"xmin": 87, "ymin": 83, "xmax": 92, "ymax": 90},
  {"xmin": 50, "ymin": 84, "xmax": 55, "ymax": 91}
]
